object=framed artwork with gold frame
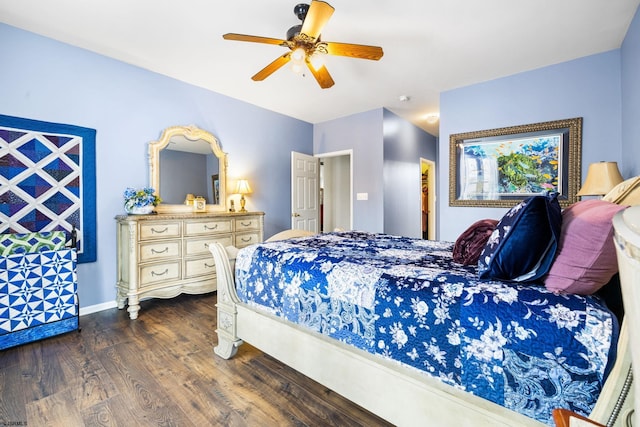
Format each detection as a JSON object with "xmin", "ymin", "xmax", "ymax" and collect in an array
[{"xmin": 449, "ymin": 117, "xmax": 582, "ymax": 208}]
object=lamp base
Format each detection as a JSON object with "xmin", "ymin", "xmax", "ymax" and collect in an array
[{"xmin": 239, "ymin": 195, "xmax": 247, "ymax": 212}]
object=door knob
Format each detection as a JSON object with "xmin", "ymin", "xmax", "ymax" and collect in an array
[{"xmin": 291, "ymin": 213, "xmax": 300, "ymax": 217}]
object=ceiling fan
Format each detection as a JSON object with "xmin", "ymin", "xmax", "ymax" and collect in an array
[{"xmin": 223, "ymin": 1, "xmax": 384, "ymax": 89}]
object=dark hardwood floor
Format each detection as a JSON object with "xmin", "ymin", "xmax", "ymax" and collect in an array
[{"xmin": 0, "ymin": 293, "xmax": 392, "ymax": 426}]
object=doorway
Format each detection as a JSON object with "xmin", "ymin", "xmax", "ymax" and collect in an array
[
  {"xmin": 319, "ymin": 150, "xmax": 352, "ymax": 232},
  {"xmin": 421, "ymin": 158, "xmax": 436, "ymax": 240}
]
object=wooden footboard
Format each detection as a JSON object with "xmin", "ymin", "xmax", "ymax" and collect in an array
[{"xmin": 208, "ymin": 241, "xmax": 634, "ymax": 427}]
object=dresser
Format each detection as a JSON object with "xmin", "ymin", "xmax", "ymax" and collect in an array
[{"xmin": 115, "ymin": 211, "xmax": 264, "ymax": 319}]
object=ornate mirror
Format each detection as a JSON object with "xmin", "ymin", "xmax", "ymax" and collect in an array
[{"xmin": 149, "ymin": 125, "xmax": 227, "ymax": 213}]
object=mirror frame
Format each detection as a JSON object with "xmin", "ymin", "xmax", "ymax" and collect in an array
[{"xmin": 149, "ymin": 125, "xmax": 227, "ymax": 213}]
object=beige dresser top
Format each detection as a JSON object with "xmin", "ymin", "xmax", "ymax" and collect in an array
[{"xmin": 115, "ymin": 211, "xmax": 264, "ymax": 222}]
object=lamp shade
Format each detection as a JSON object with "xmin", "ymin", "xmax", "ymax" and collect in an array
[
  {"xmin": 577, "ymin": 162, "xmax": 623, "ymax": 197},
  {"xmin": 235, "ymin": 179, "xmax": 252, "ymax": 195}
]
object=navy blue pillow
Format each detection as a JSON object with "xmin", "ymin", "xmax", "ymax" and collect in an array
[{"xmin": 478, "ymin": 192, "xmax": 561, "ymax": 282}]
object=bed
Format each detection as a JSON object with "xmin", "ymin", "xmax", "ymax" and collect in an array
[{"xmin": 209, "ymin": 190, "xmax": 639, "ymax": 426}]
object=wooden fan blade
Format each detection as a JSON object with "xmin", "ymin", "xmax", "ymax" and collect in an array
[
  {"xmin": 306, "ymin": 61, "xmax": 335, "ymax": 89},
  {"xmin": 325, "ymin": 41, "xmax": 384, "ymax": 60},
  {"xmin": 301, "ymin": 0, "xmax": 335, "ymax": 41},
  {"xmin": 223, "ymin": 33, "xmax": 288, "ymax": 46},
  {"xmin": 252, "ymin": 53, "xmax": 291, "ymax": 81}
]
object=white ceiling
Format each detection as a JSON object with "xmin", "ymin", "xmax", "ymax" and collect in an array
[{"xmin": 1, "ymin": 0, "xmax": 638, "ymax": 136}]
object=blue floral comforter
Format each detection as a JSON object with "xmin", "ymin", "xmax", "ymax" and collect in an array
[{"xmin": 235, "ymin": 232, "xmax": 618, "ymax": 425}]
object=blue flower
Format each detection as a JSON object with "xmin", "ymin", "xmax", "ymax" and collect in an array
[{"xmin": 123, "ymin": 187, "xmax": 161, "ymax": 210}]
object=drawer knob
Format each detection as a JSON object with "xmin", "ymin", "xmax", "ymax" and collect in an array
[
  {"xmin": 151, "ymin": 227, "xmax": 169, "ymax": 234},
  {"xmin": 151, "ymin": 247, "xmax": 169, "ymax": 254},
  {"xmin": 241, "ymin": 236, "xmax": 251, "ymax": 242},
  {"xmin": 205, "ymin": 262, "xmax": 215, "ymax": 268},
  {"xmin": 241, "ymin": 221, "xmax": 251, "ymax": 226},
  {"xmin": 151, "ymin": 269, "xmax": 169, "ymax": 277},
  {"xmin": 205, "ymin": 224, "xmax": 219, "ymax": 230}
]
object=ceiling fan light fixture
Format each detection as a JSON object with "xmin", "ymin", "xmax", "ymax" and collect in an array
[
  {"xmin": 290, "ymin": 46, "xmax": 307, "ymax": 73},
  {"xmin": 425, "ymin": 113, "xmax": 440, "ymax": 124},
  {"xmin": 291, "ymin": 47, "xmax": 306, "ymax": 63},
  {"xmin": 290, "ymin": 61, "xmax": 305, "ymax": 74},
  {"xmin": 309, "ymin": 52, "xmax": 325, "ymax": 69}
]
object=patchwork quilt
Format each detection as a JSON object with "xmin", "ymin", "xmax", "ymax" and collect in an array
[
  {"xmin": 0, "ymin": 231, "xmax": 67, "ymax": 256},
  {"xmin": 235, "ymin": 232, "xmax": 618, "ymax": 425},
  {"xmin": 0, "ymin": 247, "xmax": 78, "ymax": 349}
]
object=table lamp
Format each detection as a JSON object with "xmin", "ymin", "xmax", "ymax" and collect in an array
[
  {"xmin": 576, "ymin": 161, "xmax": 623, "ymax": 198},
  {"xmin": 235, "ymin": 179, "xmax": 252, "ymax": 212}
]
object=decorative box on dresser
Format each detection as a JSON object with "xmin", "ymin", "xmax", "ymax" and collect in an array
[{"xmin": 115, "ymin": 211, "xmax": 264, "ymax": 319}]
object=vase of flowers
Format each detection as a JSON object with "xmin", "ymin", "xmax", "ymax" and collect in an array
[{"xmin": 123, "ymin": 187, "xmax": 161, "ymax": 214}]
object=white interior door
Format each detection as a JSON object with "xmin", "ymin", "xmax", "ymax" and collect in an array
[{"xmin": 291, "ymin": 152, "xmax": 319, "ymax": 232}]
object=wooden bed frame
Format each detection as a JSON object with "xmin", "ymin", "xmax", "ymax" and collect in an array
[
  {"xmin": 209, "ymin": 226, "xmax": 637, "ymax": 426},
  {"xmin": 612, "ymin": 205, "xmax": 640, "ymax": 426}
]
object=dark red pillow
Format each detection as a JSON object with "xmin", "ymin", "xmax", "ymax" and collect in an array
[{"xmin": 453, "ymin": 219, "xmax": 499, "ymax": 265}]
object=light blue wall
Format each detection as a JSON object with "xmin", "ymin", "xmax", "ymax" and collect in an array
[
  {"xmin": 382, "ymin": 109, "xmax": 437, "ymax": 238},
  {"xmin": 314, "ymin": 108, "xmax": 385, "ymax": 232},
  {"xmin": 439, "ymin": 50, "xmax": 625, "ymax": 241},
  {"xmin": 0, "ymin": 23, "xmax": 313, "ymax": 308},
  {"xmin": 313, "ymin": 108, "xmax": 436, "ymax": 235},
  {"xmin": 621, "ymin": 6, "xmax": 640, "ymax": 178}
]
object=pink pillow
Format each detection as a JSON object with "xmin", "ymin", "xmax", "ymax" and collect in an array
[{"xmin": 544, "ymin": 199, "xmax": 626, "ymax": 295}]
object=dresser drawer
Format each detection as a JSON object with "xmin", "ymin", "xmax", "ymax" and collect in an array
[
  {"xmin": 235, "ymin": 217, "xmax": 260, "ymax": 231},
  {"xmin": 140, "ymin": 240, "xmax": 181, "ymax": 262},
  {"xmin": 184, "ymin": 256, "xmax": 217, "ymax": 278},
  {"xmin": 139, "ymin": 221, "xmax": 181, "ymax": 240},
  {"xmin": 140, "ymin": 261, "xmax": 181, "ymax": 286},
  {"xmin": 185, "ymin": 235, "xmax": 233, "ymax": 257},
  {"xmin": 235, "ymin": 232, "xmax": 261, "ymax": 248},
  {"xmin": 185, "ymin": 219, "xmax": 232, "ymax": 236}
]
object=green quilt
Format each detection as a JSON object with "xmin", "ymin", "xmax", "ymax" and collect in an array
[{"xmin": 0, "ymin": 231, "xmax": 67, "ymax": 256}]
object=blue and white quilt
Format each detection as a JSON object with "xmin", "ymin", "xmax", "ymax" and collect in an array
[{"xmin": 235, "ymin": 232, "xmax": 618, "ymax": 425}]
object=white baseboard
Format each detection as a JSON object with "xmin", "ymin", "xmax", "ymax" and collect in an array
[{"xmin": 79, "ymin": 300, "xmax": 118, "ymax": 316}]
